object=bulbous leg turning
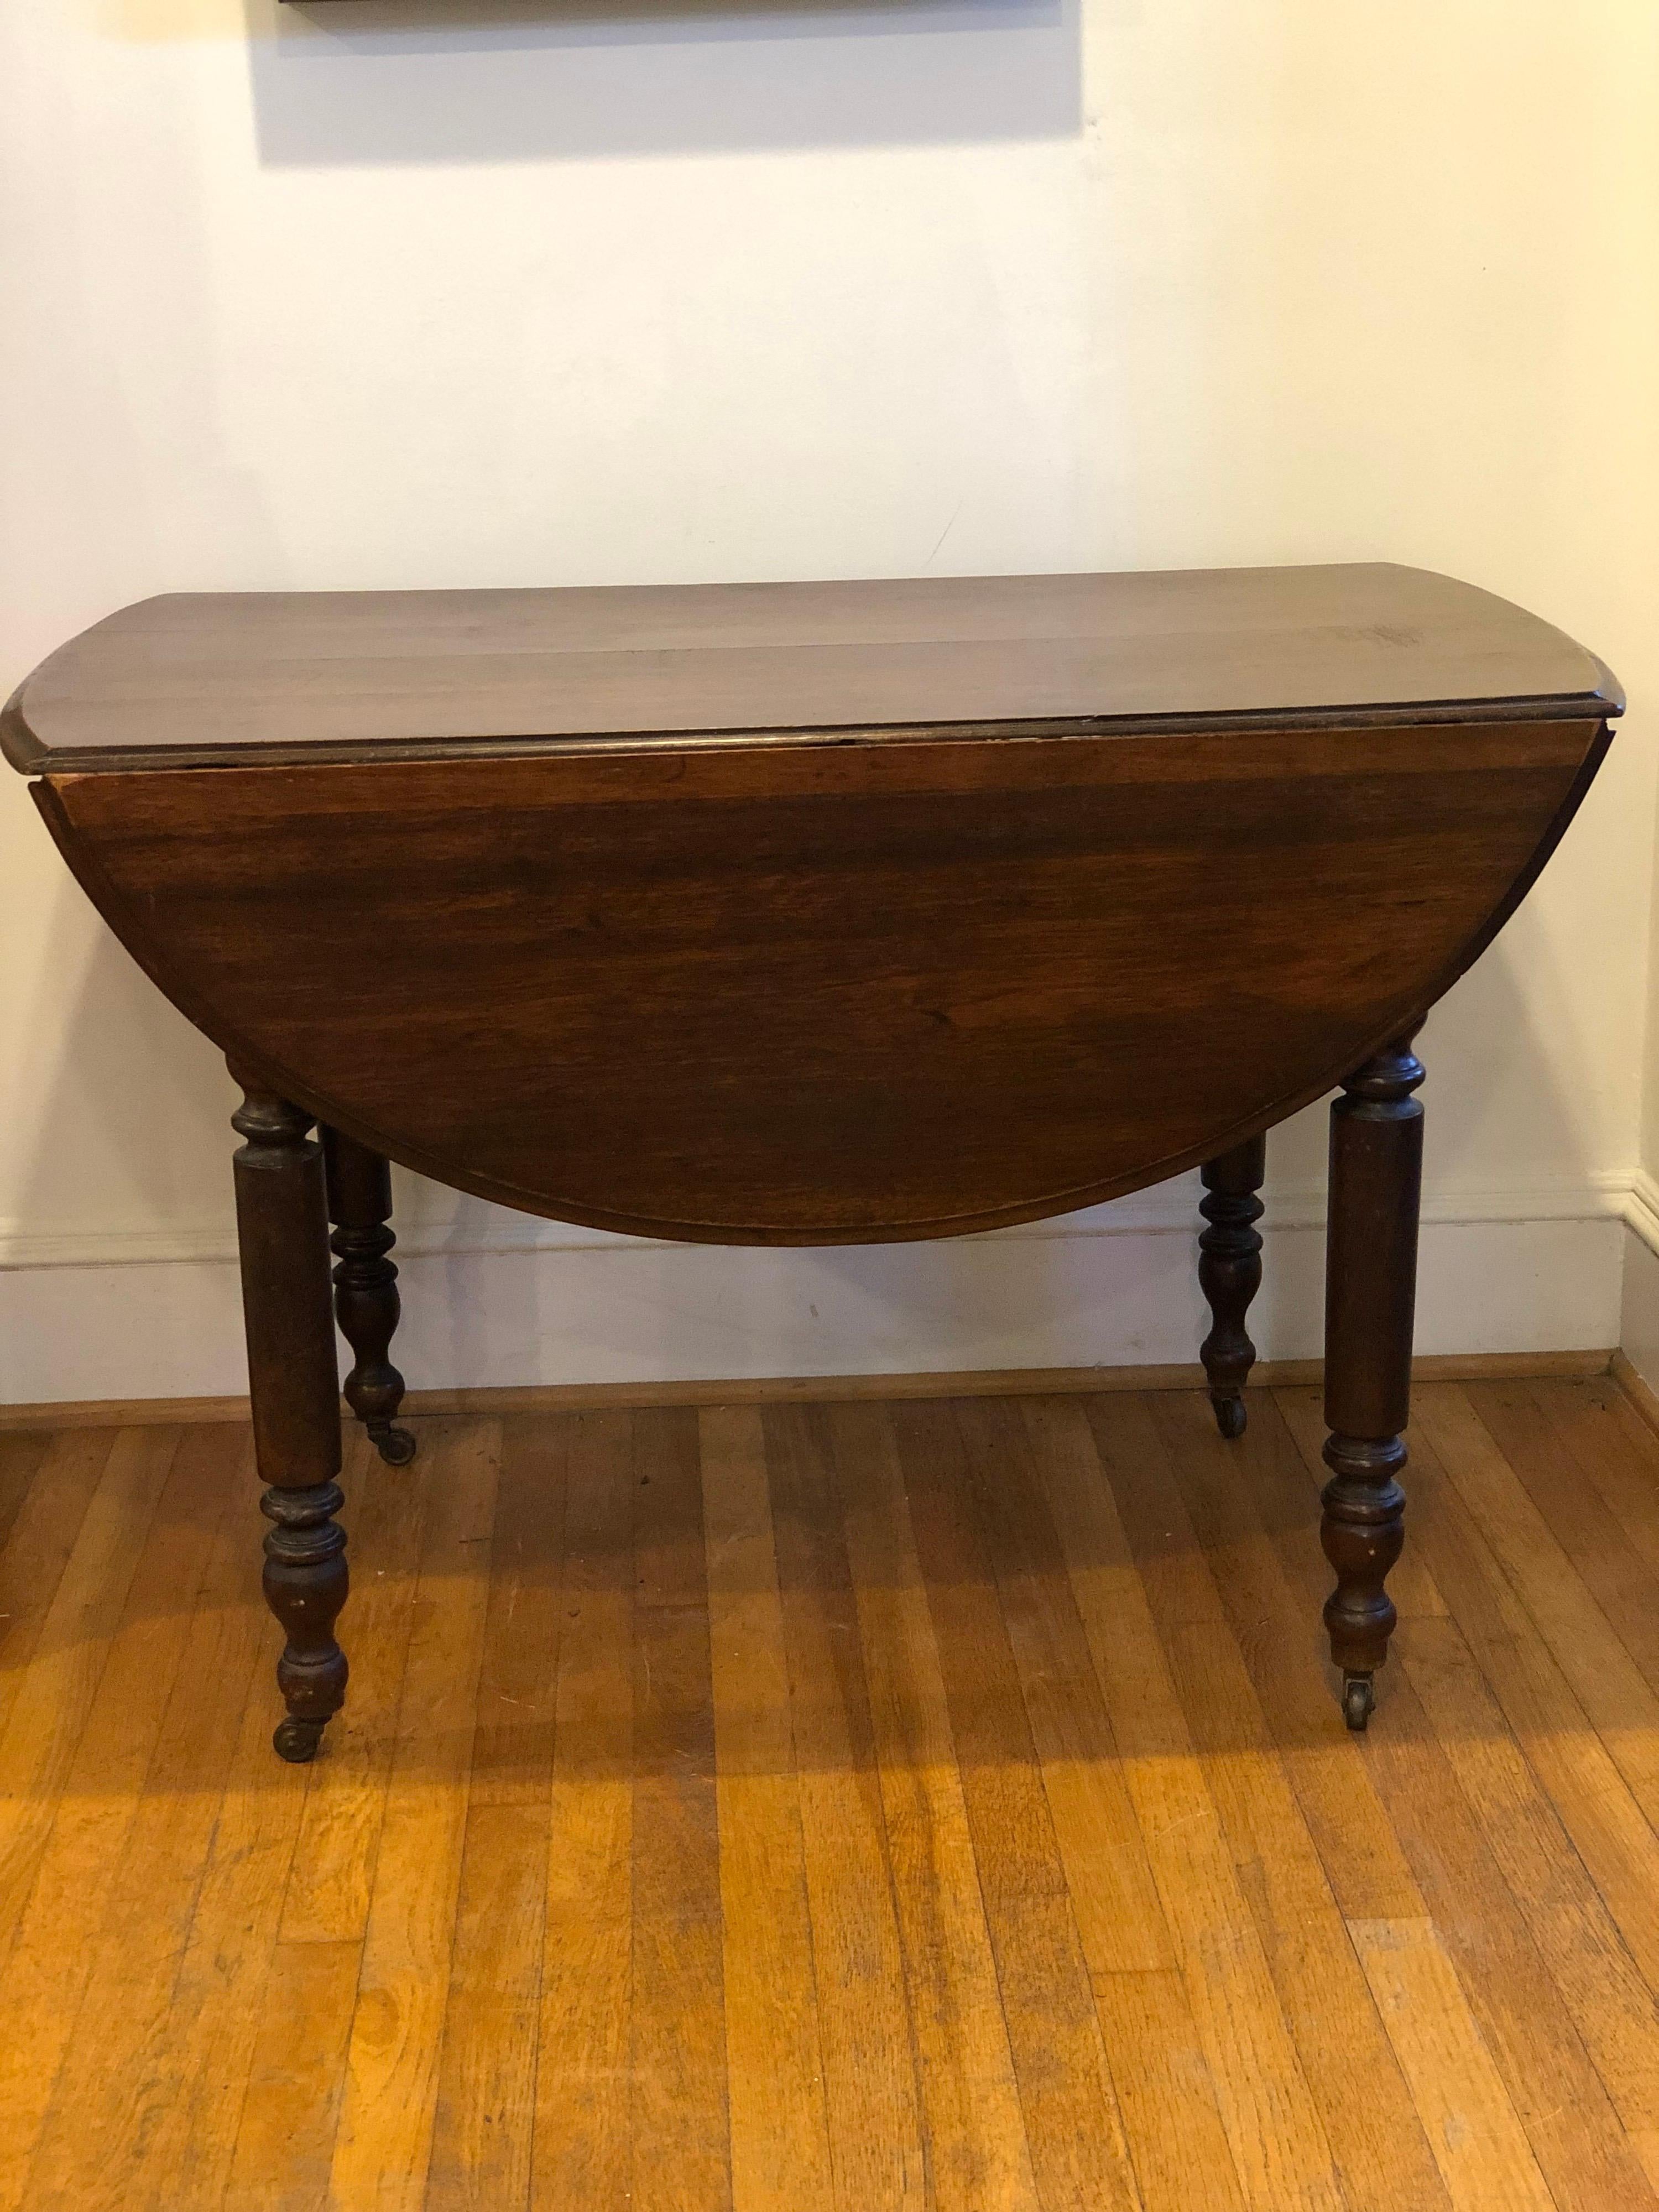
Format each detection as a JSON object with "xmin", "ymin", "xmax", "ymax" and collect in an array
[
  {"xmin": 1319, "ymin": 1034, "xmax": 1424, "ymax": 1730},
  {"xmin": 1322, "ymin": 1432, "xmax": 1406, "ymax": 1730},
  {"xmin": 231, "ymin": 1068, "xmax": 351, "ymax": 1761},
  {"xmin": 1199, "ymin": 1133, "xmax": 1266, "ymax": 1439},
  {"xmin": 322, "ymin": 1127, "xmax": 416, "ymax": 1468},
  {"xmin": 263, "ymin": 1477, "xmax": 349, "ymax": 1761}
]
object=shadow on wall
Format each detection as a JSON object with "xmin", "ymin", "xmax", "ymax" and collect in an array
[{"xmin": 239, "ymin": 0, "xmax": 1082, "ymax": 164}]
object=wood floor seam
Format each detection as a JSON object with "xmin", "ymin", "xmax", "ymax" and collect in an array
[{"xmin": 6, "ymin": 1379, "xmax": 1658, "ymax": 2210}]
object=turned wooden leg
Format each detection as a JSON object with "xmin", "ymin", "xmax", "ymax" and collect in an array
[
  {"xmin": 1198, "ymin": 1131, "xmax": 1266, "ymax": 1439},
  {"xmin": 231, "ymin": 1070, "xmax": 349, "ymax": 1763},
  {"xmin": 1321, "ymin": 1033, "xmax": 1423, "ymax": 1731},
  {"xmin": 321, "ymin": 1127, "xmax": 416, "ymax": 1468}
]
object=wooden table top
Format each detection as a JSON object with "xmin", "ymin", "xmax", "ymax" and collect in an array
[
  {"xmin": 2, "ymin": 563, "xmax": 1621, "ymax": 774},
  {"xmin": 10, "ymin": 561, "xmax": 1621, "ymax": 1240}
]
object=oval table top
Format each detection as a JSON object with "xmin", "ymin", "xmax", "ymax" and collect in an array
[
  {"xmin": 6, "ymin": 564, "xmax": 1623, "ymax": 1244},
  {"xmin": 2, "ymin": 561, "xmax": 1622, "ymax": 773}
]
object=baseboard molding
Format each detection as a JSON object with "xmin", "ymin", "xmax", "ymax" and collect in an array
[
  {"xmin": 1626, "ymin": 1172, "xmax": 1659, "ymax": 1261},
  {"xmin": 0, "ymin": 1347, "xmax": 1614, "ymax": 1432},
  {"xmin": 0, "ymin": 1209, "xmax": 1626, "ymax": 1406},
  {"xmin": 0, "ymin": 1166, "xmax": 1646, "ymax": 1271},
  {"xmin": 1611, "ymin": 1349, "xmax": 1659, "ymax": 1441}
]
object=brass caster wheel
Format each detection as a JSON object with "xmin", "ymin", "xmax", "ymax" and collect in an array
[
  {"xmin": 371, "ymin": 1422, "xmax": 418, "ymax": 1468},
  {"xmin": 273, "ymin": 1715, "xmax": 327, "ymax": 1764}
]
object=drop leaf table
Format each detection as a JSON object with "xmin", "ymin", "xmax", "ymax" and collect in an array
[{"xmin": 2, "ymin": 564, "xmax": 1621, "ymax": 1754}]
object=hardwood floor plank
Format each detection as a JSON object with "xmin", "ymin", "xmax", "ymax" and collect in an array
[
  {"xmin": 1367, "ymin": 1395, "xmax": 1659, "ymax": 2000},
  {"xmin": 0, "ymin": 1431, "xmax": 229, "ymax": 1942},
  {"xmin": 328, "ymin": 1417, "xmax": 503, "ymax": 2212},
  {"xmin": 425, "ymin": 1801, "xmax": 547, "ymax": 2212},
  {"xmin": 1144, "ymin": 1393, "xmax": 1451, "ymax": 2209},
  {"xmin": 1274, "ymin": 1384, "xmax": 1659, "ymax": 2212},
  {"xmin": 0, "ymin": 1433, "xmax": 50, "ymax": 1567},
  {"xmin": 1159, "ymin": 1615, "xmax": 1450, "ymax": 2212},
  {"xmin": 427, "ymin": 1414, "xmax": 572, "ymax": 2212},
  {"xmin": 1536, "ymin": 1375, "xmax": 1659, "ymax": 1585},
  {"xmin": 1135, "ymin": 1392, "xmax": 1443, "ymax": 2211},
  {"xmin": 1017, "ymin": 1399, "xmax": 1245, "ymax": 2212},
  {"xmin": 956, "ymin": 1398, "xmax": 1172, "ymax": 1977},
  {"xmin": 1347, "ymin": 1917, "xmax": 1556, "ymax": 2212},
  {"xmin": 0, "ymin": 1425, "xmax": 177, "ymax": 1943},
  {"xmin": 458, "ymin": 1413, "xmax": 570, "ymax": 1813},
  {"xmin": 1472, "ymin": 1378, "xmax": 1659, "ymax": 1695},
  {"xmin": 826, "ymin": 1399, "xmax": 1041, "ymax": 2212},
  {"xmin": 279, "ymin": 1428, "xmax": 430, "ymax": 1945},
  {"xmin": 19, "ymin": 1425, "xmax": 274, "ymax": 2212},
  {"xmin": 629, "ymin": 1406, "xmax": 733, "ymax": 2212},
  {"xmin": 0, "ymin": 1354, "xmax": 1612, "ymax": 1437},
  {"xmin": 137, "ymin": 1609, "xmax": 316, "ymax": 2212},
  {"xmin": 1050, "ymin": 1394, "xmax": 1342, "ymax": 2212},
  {"xmin": 1147, "ymin": 1391, "xmax": 1423, "ymax": 1921},
  {"xmin": 1412, "ymin": 1384, "xmax": 1659, "ymax": 1824},
  {"xmin": 701, "ymin": 1404, "xmax": 836, "ymax": 2212},
  {"xmin": 895, "ymin": 1399, "xmax": 1142, "ymax": 2212},
  {"xmin": 0, "ymin": 1427, "xmax": 117, "ymax": 1740},
  {"xmin": 1091, "ymin": 1968, "xmax": 1246, "ymax": 2212},
  {"xmin": 8, "ymin": 1378, "xmax": 1659, "ymax": 2212},
  {"xmin": 0, "ymin": 1425, "xmax": 246, "ymax": 2209},
  {"xmin": 531, "ymin": 1408, "xmax": 634, "ymax": 2212},
  {"xmin": 762, "ymin": 1402, "xmax": 930, "ymax": 2212},
  {"xmin": 1399, "ymin": 1610, "xmax": 1659, "ymax": 2155},
  {"xmin": 222, "ymin": 1937, "xmax": 363, "ymax": 2212}
]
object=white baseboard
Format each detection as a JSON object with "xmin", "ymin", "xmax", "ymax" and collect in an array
[
  {"xmin": 1625, "ymin": 1172, "xmax": 1659, "ymax": 1264},
  {"xmin": 1620, "ymin": 1223, "xmax": 1659, "ymax": 1403},
  {"xmin": 0, "ymin": 1184, "xmax": 1626, "ymax": 1406},
  {"xmin": 0, "ymin": 1164, "xmax": 1644, "ymax": 1271}
]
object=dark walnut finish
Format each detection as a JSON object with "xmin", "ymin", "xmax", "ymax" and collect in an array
[
  {"xmin": 321, "ymin": 1126, "xmax": 415, "ymax": 1468},
  {"xmin": 25, "ymin": 721, "xmax": 1605, "ymax": 1243},
  {"xmin": 3, "ymin": 564, "xmax": 1622, "ymax": 1752},
  {"xmin": 1198, "ymin": 1134, "xmax": 1267, "ymax": 1439},
  {"xmin": 229, "ymin": 1074, "xmax": 349, "ymax": 1761},
  {"xmin": 1321, "ymin": 1035, "xmax": 1426, "ymax": 1729},
  {"xmin": 1, "ymin": 562, "xmax": 1615, "ymax": 772}
]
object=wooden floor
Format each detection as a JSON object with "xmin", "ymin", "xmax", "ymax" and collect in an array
[{"xmin": 6, "ymin": 1379, "xmax": 1659, "ymax": 2209}]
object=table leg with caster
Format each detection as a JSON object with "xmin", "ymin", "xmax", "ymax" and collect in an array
[
  {"xmin": 231, "ymin": 1067, "xmax": 349, "ymax": 1764},
  {"xmin": 322, "ymin": 1126, "xmax": 416, "ymax": 1468},
  {"xmin": 1198, "ymin": 1131, "xmax": 1266, "ymax": 1438},
  {"xmin": 1319, "ymin": 1033, "xmax": 1423, "ymax": 1730}
]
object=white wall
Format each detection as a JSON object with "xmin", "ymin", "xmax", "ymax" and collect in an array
[{"xmin": 2, "ymin": 0, "xmax": 1656, "ymax": 1400}]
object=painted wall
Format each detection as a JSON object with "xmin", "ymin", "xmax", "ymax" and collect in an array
[{"xmin": 2, "ymin": 0, "xmax": 1656, "ymax": 1399}]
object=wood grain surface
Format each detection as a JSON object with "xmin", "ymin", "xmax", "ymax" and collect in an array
[
  {"xmin": 35, "ymin": 716, "xmax": 1604, "ymax": 1240},
  {"xmin": 4, "ymin": 1373, "xmax": 1659, "ymax": 2209},
  {"xmin": 2, "ymin": 565, "xmax": 1620, "ymax": 773}
]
